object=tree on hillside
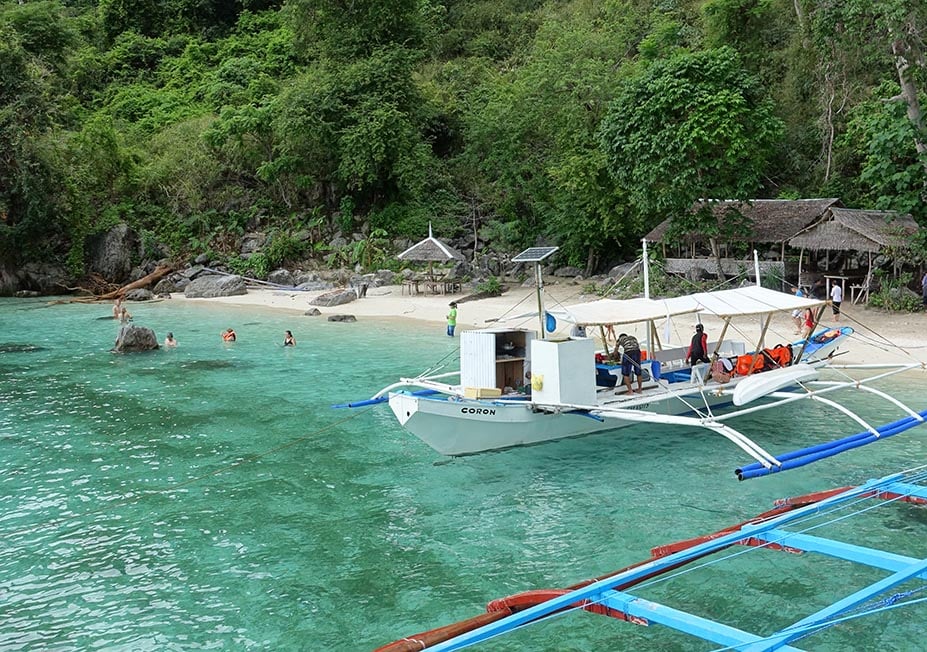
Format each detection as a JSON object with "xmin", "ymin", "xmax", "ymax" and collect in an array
[
  {"xmin": 0, "ymin": 27, "xmax": 61, "ymax": 264},
  {"xmin": 271, "ymin": 0, "xmax": 439, "ymax": 225},
  {"xmin": 598, "ymin": 46, "xmax": 783, "ymax": 265}
]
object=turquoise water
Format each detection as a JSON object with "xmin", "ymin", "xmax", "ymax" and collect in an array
[{"xmin": 2, "ymin": 297, "xmax": 927, "ymax": 651}]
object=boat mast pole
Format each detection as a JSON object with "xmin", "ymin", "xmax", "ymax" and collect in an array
[
  {"xmin": 642, "ymin": 238, "xmax": 651, "ymax": 354},
  {"xmin": 643, "ymin": 238, "xmax": 651, "ymax": 299},
  {"xmin": 753, "ymin": 249, "xmax": 761, "ymax": 287},
  {"xmin": 535, "ymin": 262, "xmax": 545, "ymax": 340}
]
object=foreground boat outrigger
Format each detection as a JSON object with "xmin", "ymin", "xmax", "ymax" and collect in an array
[
  {"xmin": 339, "ymin": 245, "xmax": 926, "ymax": 476},
  {"xmin": 376, "ymin": 467, "xmax": 927, "ymax": 651}
]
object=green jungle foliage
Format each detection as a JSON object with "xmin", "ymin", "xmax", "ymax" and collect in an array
[{"xmin": 1, "ymin": 0, "xmax": 926, "ymax": 274}]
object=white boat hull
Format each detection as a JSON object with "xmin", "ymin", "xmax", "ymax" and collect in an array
[{"xmin": 389, "ymin": 390, "xmax": 732, "ymax": 456}]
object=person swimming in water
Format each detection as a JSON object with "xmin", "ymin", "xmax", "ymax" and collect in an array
[
  {"xmin": 164, "ymin": 332, "xmax": 177, "ymax": 347},
  {"xmin": 283, "ymin": 330, "xmax": 296, "ymax": 346},
  {"xmin": 222, "ymin": 328, "xmax": 236, "ymax": 342}
]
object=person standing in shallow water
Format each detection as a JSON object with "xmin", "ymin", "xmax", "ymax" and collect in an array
[
  {"xmin": 446, "ymin": 302, "xmax": 458, "ymax": 337},
  {"xmin": 222, "ymin": 328, "xmax": 236, "ymax": 342},
  {"xmin": 283, "ymin": 330, "xmax": 296, "ymax": 346},
  {"xmin": 164, "ymin": 332, "xmax": 177, "ymax": 347}
]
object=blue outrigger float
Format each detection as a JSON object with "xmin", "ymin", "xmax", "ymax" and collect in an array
[{"xmin": 377, "ymin": 467, "xmax": 927, "ymax": 651}]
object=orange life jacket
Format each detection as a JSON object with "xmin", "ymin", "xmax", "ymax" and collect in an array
[{"xmin": 735, "ymin": 354, "xmax": 765, "ymax": 376}]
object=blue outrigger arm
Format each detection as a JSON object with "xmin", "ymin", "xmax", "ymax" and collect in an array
[
  {"xmin": 378, "ymin": 469, "xmax": 927, "ymax": 652},
  {"xmin": 737, "ymin": 407, "xmax": 927, "ymax": 480}
]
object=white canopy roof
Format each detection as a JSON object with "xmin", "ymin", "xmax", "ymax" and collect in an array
[
  {"xmin": 661, "ymin": 286, "xmax": 826, "ymax": 318},
  {"xmin": 553, "ymin": 297, "xmax": 700, "ymax": 326}
]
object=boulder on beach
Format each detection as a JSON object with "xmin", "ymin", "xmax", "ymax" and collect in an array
[
  {"xmin": 309, "ymin": 288, "xmax": 357, "ymax": 307},
  {"xmin": 327, "ymin": 314, "xmax": 356, "ymax": 322},
  {"xmin": 184, "ymin": 275, "xmax": 247, "ymax": 298}
]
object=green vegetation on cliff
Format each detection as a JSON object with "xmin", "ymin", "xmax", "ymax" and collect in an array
[{"xmin": 1, "ymin": 0, "xmax": 926, "ymax": 274}]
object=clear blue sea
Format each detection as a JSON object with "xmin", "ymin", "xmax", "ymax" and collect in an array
[{"xmin": 2, "ymin": 296, "xmax": 926, "ymax": 651}]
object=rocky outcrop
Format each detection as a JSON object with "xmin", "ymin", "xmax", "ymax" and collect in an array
[
  {"xmin": 267, "ymin": 269, "xmax": 295, "ymax": 286},
  {"xmin": 113, "ymin": 325, "xmax": 159, "ymax": 353},
  {"xmin": 309, "ymin": 288, "xmax": 357, "ymax": 307},
  {"xmin": 297, "ymin": 280, "xmax": 335, "ymax": 291},
  {"xmin": 304, "ymin": 307, "xmax": 322, "ymax": 316},
  {"xmin": 18, "ymin": 262, "xmax": 71, "ymax": 294},
  {"xmin": 125, "ymin": 288, "xmax": 153, "ymax": 301},
  {"xmin": 327, "ymin": 314, "xmax": 356, "ymax": 322},
  {"xmin": 240, "ymin": 233, "xmax": 266, "ymax": 255},
  {"xmin": 88, "ymin": 223, "xmax": 139, "ymax": 283},
  {"xmin": 184, "ymin": 275, "xmax": 248, "ymax": 298}
]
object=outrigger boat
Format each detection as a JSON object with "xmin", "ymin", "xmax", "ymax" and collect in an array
[
  {"xmin": 338, "ymin": 246, "xmax": 926, "ymax": 477},
  {"xmin": 376, "ymin": 466, "xmax": 927, "ymax": 651}
]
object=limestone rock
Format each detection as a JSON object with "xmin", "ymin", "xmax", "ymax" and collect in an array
[
  {"xmin": 88, "ymin": 223, "xmax": 139, "ymax": 283},
  {"xmin": 125, "ymin": 288, "xmax": 153, "ymax": 301},
  {"xmin": 297, "ymin": 281, "xmax": 335, "ymax": 292},
  {"xmin": 554, "ymin": 266, "xmax": 583, "ymax": 278},
  {"xmin": 304, "ymin": 308, "xmax": 322, "ymax": 316},
  {"xmin": 184, "ymin": 275, "xmax": 248, "ymax": 298},
  {"xmin": 113, "ymin": 325, "xmax": 159, "ymax": 353},
  {"xmin": 267, "ymin": 269, "xmax": 295, "ymax": 286},
  {"xmin": 241, "ymin": 232, "xmax": 266, "ymax": 255},
  {"xmin": 327, "ymin": 314, "xmax": 356, "ymax": 322},
  {"xmin": 309, "ymin": 288, "xmax": 357, "ymax": 307},
  {"xmin": 293, "ymin": 270, "xmax": 321, "ymax": 285},
  {"xmin": 19, "ymin": 262, "xmax": 71, "ymax": 294},
  {"xmin": 153, "ymin": 278, "xmax": 180, "ymax": 294}
]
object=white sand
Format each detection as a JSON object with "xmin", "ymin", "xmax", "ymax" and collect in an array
[{"xmin": 172, "ymin": 283, "xmax": 927, "ymax": 367}]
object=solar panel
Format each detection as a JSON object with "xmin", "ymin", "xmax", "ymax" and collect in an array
[{"xmin": 511, "ymin": 246, "xmax": 559, "ymax": 263}]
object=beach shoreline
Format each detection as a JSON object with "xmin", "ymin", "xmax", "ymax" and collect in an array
[{"xmin": 170, "ymin": 283, "xmax": 927, "ymax": 367}]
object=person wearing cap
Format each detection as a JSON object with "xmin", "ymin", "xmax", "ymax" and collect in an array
[{"xmin": 685, "ymin": 323, "xmax": 710, "ymax": 366}]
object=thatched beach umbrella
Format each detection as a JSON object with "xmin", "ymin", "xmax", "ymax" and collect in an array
[{"xmin": 397, "ymin": 223, "xmax": 465, "ymax": 277}]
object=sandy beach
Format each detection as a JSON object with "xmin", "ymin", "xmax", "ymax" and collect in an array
[{"xmin": 171, "ymin": 282, "xmax": 927, "ymax": 369}]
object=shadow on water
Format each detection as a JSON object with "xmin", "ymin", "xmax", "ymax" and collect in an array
[
  {"xmin": 179, "ymin": 359, "xmax": 236, "ymax": 371},
  {"xmin": 0, "ymin": 343, "xmax": 48, "ymax": 353}
]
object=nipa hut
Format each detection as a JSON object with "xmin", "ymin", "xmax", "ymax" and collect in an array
[
  {"xmin": 397, "ymin": 223, "xmax": 465, "ymax": 278},
  {"xmin": 788, "ymin": 208, "xmax": 919, "ymax": 300},
  {"xmin": 645, "ymin": 198, "xmax": 843, "ymax": 259}
]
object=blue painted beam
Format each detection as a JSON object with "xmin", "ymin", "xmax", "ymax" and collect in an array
[
  {"xmin": 753, "ymin": 530, "xmax": 922, "ymax": 575},
  {"xmin": 427, "ymin": 475, "xmax": 904, "ymax": 651},
  {"xmin": 743, "ymin": 557, "xmax": 927, "ymax": 651},
  {"xmin": 882, "ymin": 480, "xmax": 927, "ymax": 502},
  {"xmin": 599, "ymin": 590, "xmax": 805, "ymax": 651}
]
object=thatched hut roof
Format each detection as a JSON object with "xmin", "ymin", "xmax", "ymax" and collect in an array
[
  {"xmin": 788, "ymin": 208, "xmax": 919, "ymax": 253},
  {"xmin": 644, "ymin": 198, "xmax": 842, "ymax": 244},
  {"xmin": 397, "ymin": 224, "xmax": 465, "ymax": 262}
]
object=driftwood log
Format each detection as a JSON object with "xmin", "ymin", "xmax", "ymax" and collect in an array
[{"xmin": 54, "ymin": 265, "xmax": 173, "ymax": 304}]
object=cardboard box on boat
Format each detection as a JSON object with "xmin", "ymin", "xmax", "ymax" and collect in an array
[{"xmin": 464, "ymin": 387, "xmax": 503, "ymax": 399}]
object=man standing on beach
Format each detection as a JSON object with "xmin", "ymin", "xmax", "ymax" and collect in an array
[
  {"xmin": 831, "ymin": 282, "xmax": 843, "ymax": 322},
  {"xmin": 446, "ymin": 302, "xmax": 458, "ymax": 337}
]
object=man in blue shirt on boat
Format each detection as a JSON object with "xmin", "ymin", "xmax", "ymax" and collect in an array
[{"xmin": 616, "ymin": 333, "xmax": 643, "ymax": 394}]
